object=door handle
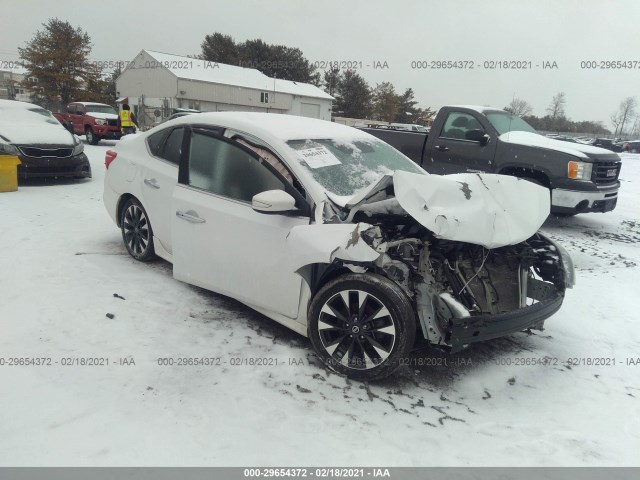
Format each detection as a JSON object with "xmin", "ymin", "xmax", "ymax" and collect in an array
[
  {"xmin": 144, "ymin": 178, "xmax": 160, "ymax": 189},
  {"xmin": 434, "ymin": 145, "xmax": 449, "ymax": 152},
  {"xmin": 176, "ymin": 210, "xmax": 206, "ymax": 223}
]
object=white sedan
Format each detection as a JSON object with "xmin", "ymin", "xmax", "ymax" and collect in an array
[{"xmin": 103, "ymin": 112, "xmax": 574, "ymax": 380}]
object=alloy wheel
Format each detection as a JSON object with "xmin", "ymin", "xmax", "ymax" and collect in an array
[
  {"xmin": 317, "ymin": 289, "xmax": 397, "ymax": 370},
  {"xmin": 123, "ymin": 203, "xmax": 150, "ymax": 256}
]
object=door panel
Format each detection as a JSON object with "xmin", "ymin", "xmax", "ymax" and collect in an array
[
  {"xmin": 431, "ymin": 111, "xmax": 497, "ymax": 174},
  {"xmin": 172, "ymin": 185, "xmax": 308, "ymax": 318},
  {"xmin": 171, "ymin": 127, "xmax": 310, "ymax": 319},
  {"xmin": 142, "ymin": 160, "xmax": 178, "ymax": 254},
  {"xmin": 141, "ymin": 127, "xmax": 183, "ymax": 254}
]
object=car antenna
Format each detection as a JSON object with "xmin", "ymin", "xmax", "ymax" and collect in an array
[{"xmin": 508, "ymin": 92, "xmax": 515, "ymax": 135}]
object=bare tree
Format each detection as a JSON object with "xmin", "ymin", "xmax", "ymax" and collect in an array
[
  {"xmin": 630, "ymin": 116, "xmax": 640, "ymax": 138},
  {"xmin": 611, "ymin": 97, "xmax": 637, "ymax": 137},
  {"xmin": 546, "ymin": 92, "xmax": 566, "ymax": 120},
  {"xmin": 610, "ymin": 111, "xmax": 623, "ymax": 136},
  {"xmin": 504, "ymin": 98, "xmax": 533, "ymax": 117}
]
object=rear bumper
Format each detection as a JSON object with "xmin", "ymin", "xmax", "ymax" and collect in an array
[
  {"xmin": 17, "ymin": 153, "xmax": 91, "ymax": 179},
  {"xmin": 448, "ymin": 293, "xmax": 564, "ymax": 352},
  {"xmin": 551, "ymin": 181, "xmax": 619, "ymax": 213}
]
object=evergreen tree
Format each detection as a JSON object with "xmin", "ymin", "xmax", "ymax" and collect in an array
[
  {"xmin": 334, "ymin": 70, "xmax": 371, "ymax": 118},
  {"xmin": 19, "ymin": 18, "xmax": 98, "ymax": 108},
  {"xmin": 372, "ymin": 82, "xmax": 399, "ymax": 122},
  {"xmin": 395, "ymin": 88, "xmax": 421, "ymax": 123},
  {"xmin": 323, "ymin": 67, "xmax": 341, "ymax": 97},
  {"xmin": 200, "ymin": 33, "xmax": 318, "ymax": 83},
  {"xmin": 200, "ymin": 33, "xmax": 240, "ymax": 65}
]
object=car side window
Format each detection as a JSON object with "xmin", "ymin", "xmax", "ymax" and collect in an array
[
  {"xmin": 440, "ymin": 112, "xmax": 484, "ymax": 140},
  {"xmin": 159, "ymin": 128, "xmax": 184, "ymax": 165},
  {"xmin": 67, "ymin": 104, "xmax": 75, "ymax": 114},
  {"xmin": 147, "ymin": 129, "xmax": 170, "ymax": 157},
  {"xmin": 75, "ymin": 105, "xmax": 84, "ymax": 115},
  {"xmin": 187, "ymin": 131, "xmax": 285, "ymax": 203}
]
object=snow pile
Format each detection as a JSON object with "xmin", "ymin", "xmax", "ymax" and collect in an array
[{"xmin": 0, "ymin": 143, "xmax": 638, "ymax": 466}]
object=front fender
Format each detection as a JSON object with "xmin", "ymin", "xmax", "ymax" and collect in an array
[{"xmin": 285, "ymin": 223, "xmax": 381, "ymax": 273}]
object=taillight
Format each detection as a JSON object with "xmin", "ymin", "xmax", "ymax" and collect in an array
[{"xmin": 105, "ymin": 150, "xmax": 117, "ymax": 169}]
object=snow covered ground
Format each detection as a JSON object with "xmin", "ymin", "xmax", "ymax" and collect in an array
[{"xmin": 1, "ymin": 145, "xmax": 639, "ymax": 466}]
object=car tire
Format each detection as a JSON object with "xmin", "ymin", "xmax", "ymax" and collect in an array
[
  {"xmin": 85, "ymin": 127, "xmax": 99, "ymax": 145},
  {"xmin": 308, "ymin": 273, "xmax": 416, "ymax": 381},
  {"xmin": 120, "ymin": 198, "xmax": 156, "ymax": 262}
]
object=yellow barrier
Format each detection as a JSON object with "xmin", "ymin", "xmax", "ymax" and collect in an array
[{"xmin": 0, "ymin": 155, "xmax": 21, "ymax": 192}]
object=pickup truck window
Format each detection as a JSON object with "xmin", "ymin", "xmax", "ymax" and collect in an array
[
  {"xmin": 286, "ymin": 137, "xmax": 423, "ymax": 197},
  {"xmin": 486, "ymin": 112, "xmax": 537, "ymax": 135},
  {"xmin": 440, "ymin": 112, "xmax": 484, "ymax": 140},
  {"xmin": 85, "ymin": 105, "xmax": 118, "ymax": 115}
]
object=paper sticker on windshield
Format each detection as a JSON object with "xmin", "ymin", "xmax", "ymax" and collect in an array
[{"xmin": 298, "ymin": 146, "xmax": 341, "ymax": 169}]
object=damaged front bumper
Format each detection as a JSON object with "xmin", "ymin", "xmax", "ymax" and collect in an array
[
  {"xmin": 447, "ymin": 282, "xmax": 563, "ymax": 352},
  {"xmin": 415, "ymin": 233, "xmax": 574, "ymax": 352}
]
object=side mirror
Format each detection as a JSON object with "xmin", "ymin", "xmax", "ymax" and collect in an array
[
  {"xmin": 252, "ymin": 190, "xmax": 297, "ymax": 214},
  {"xmin": 466, "ymin": 129, "xmax": 490, "ymax": 145}
]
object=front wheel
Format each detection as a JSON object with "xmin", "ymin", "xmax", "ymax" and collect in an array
[
  {"xmin": 308, "ymin": 273, "xmax": 416, "ymax": 381},
  {"xmin": 120, "ymin": 198, "xmax": 156, "ymax": 262},
  {"xmin": 85, "ymin": 127, "xmax": 99, "ymax": 145}
]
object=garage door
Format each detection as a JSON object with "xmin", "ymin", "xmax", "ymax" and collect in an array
[{"xmin": 300, "ymin": 103, "xmax": 321, "ymax": 118}]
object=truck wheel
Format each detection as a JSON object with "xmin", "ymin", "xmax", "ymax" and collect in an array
[
  {"xmin": 308, "ymin": 273, "xmax": 416, "ymax": 381},
  {"xmin": 85, "ymin": 127, "xmax": 99, "ymax": 145}
]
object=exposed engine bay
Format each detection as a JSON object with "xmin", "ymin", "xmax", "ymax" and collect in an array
[{"xmin": 348, "ymin": 206, "xmax": 573, "ymax": 352}]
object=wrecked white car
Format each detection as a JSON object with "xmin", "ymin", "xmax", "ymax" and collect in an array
[{"xmin": 103, "ymin": 112, "xmax": 574, "ymax": 381}]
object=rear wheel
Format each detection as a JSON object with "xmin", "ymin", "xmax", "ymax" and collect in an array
[
  {"xmin": 120, "ymin": 198, "xmax": 156, "ymax": 262},
  {"xmin": 308, "ymin": 273, "xmax": 416, "ymax": 381}
]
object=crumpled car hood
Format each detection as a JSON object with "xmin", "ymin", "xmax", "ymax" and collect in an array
[{"xmin": 347, "ymin": 171, "xmax": 550, "ymax": 249}]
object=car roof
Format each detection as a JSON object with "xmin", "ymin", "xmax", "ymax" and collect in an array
[
  {"xmin": 166, "ymin": 111, "xmax": 365, "ymax": 142},
  {"xmin": 448, "ymin": 105, "xmax": 506, "ymax": 114},
  {"xmin": 0, "ymin": 99, "xmax": 44, "ymax": 110}
]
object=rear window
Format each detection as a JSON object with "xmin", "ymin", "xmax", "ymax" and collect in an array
[
  {"xmin": 146, "ymin": 127, "xmax": 184, "ymax": 164},
  {"xmin": 147, "ymin": 129, "xmax": 171, "ymax": 156}
]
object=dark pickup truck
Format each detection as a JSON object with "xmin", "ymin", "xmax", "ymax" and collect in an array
[{"xmin": 362, "ymin": 105, "xmax": 622, "ymax": 215}]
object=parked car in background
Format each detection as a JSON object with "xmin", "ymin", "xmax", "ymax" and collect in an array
[
  {"xmin": 163, "ymin": 109, "xmax": 201, "ymax": 123},
  {"xmin": 53, "ymin": 102, "xmax": 121, "ymax": 145},
  {"xmin": 622, "ymin": 141, "xmax": 640, "ymax": 153},
  {"xmin": 362, "ymin": 105, "xmax": 622, "ymax": 215},
  {"xmin": 591, "ymin": 138, "xmax": 623, "ymax": 152},
  {"xmin": 0, "ymin": 100, "xmax": 90, "ymax": 179},
  {"xmin": 103, "ymin": 112, "xmax": 574, "ymax": 381},
  {"xmin": 390, "ymin": 123, "xmax": 429, "ymax": 133},
  {"xmin": 554, "ymin": 135, "xmax": 579, "ymax": 143}
]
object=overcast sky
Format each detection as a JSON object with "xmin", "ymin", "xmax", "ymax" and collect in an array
[{"xmin": 1, "ymin": 0, "xmax": 639, "ymax": 127}]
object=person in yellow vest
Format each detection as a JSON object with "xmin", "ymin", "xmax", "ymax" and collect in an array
[{"xmin": 118, "ymin": 104, "xmax": 137, "ymax": 136}]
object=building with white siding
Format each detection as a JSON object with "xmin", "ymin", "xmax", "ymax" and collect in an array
[{"xmin": 116, "ymin": 50, "xmax": 333, "ymax": 127}]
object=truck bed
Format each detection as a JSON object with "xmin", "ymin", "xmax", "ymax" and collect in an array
[{"xmin": 359, "ymin": 128, "xmax": 428, "ymax": 167}]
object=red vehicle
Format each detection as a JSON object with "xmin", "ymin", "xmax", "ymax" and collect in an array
[{"xmin": 53, "ymin": 102, "xmax": 121, "ymax": 145}]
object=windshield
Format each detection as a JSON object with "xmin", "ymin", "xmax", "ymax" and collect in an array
[
  {"xmin": 286, "ymin": 137, "xmax": 424, "ymax": 197},
  {"xmin": 27, "ymin": 108, "xmax": 59, "ymax": 124},
  {"xmin": 85, "ymin": 105, "xmax": 117, "ymax": 115},
  {"xmin": 486, "ymin": 112, "xmax": 537, "ymax": 135}
]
